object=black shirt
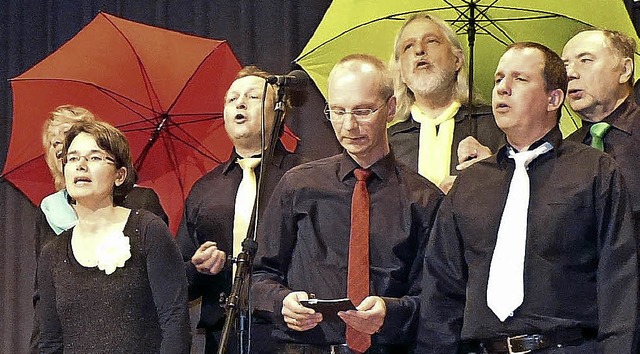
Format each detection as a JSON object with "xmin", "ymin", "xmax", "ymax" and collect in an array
[
  {"xmin": 566, "ymin": 94, "xmax": 640, "ymax": 215},
  {"xmin": 416, "ymin": 127, "xmax": 639, "ymax": 353},
  {"xmin": 175, "ymin": 142, "xmax": 301, "ymax": 330},
  {"xmin": 251, "ymin": 151, "xmax": 443, "ymax": 349}
]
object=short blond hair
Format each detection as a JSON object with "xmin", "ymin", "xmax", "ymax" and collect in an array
[
  {"xmin": 42, "ymin": 105, "xmax": 96, "ymax": 190},
  {"xmin": 331, "ymin": 54, "xmax": 394, "ymax": 101}
]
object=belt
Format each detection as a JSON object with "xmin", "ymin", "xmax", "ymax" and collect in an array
[
  {"xmin": 280, "ymin": 343, "xmax": 353, "ymax": 354},
  {"xmin": 280, "ymin": 343, "xmax": 398, "ymax": 354},
  {"xmin": 470, "ymin": 328, "xmax": 593, "ymax": 354}
]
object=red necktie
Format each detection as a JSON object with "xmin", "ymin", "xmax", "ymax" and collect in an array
[{"xmin": 346, "ymin": 168, "xmax": 372, "ymax": 353}]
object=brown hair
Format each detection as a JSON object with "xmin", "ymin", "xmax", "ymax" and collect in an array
[
  {"xmin": 505, "ymin": 42, "xmax": 568, "ymax": 119},
  {"xmin": 63, "ymin": 121, "xmax": 134, "ymax": 205},
  {"xmin": 601, "ymin": 29, "xmax": 636, "ymax": 87}
]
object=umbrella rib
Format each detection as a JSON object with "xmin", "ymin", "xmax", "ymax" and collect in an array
[
  {"xmin": 10, "ymin": 77, "xmax": 162, "ymax": 127},
  {"xmin": 118, "ymin": 113, "xmax": 223, "ymax": 134},
  {"xmin": 463, "ymin": 0, "xmax": 515, "ymax": 45},
  {"xmin": 296, "ymin": 8, "xmax": 454, "ymax": 62},
  {"xmin": 163, "ymin": 117, "xmax": 226, "ymax": 164},
  {"xmin": 160, "ymin": 132, "xmax": 188, "ymax": 194},
  {"xmin": 473, "ymin": 21, "xmax": 512, "ymax": 46},
  {"xmin": 475, "ymin": 14, "xmax": 559, "ymax": 23},
  {"xmin": 0, "ymin": 153, "xmax": 45, "ymax": 176},
  {"xmin": 477, "ymin": 4, "xmax": 593, "ymax": 27},
  {"xmin": 101, "ymin": 14, "xmax": 164, "ymax": 114},
  {"xmin": 165, "ymin": 41, "xmax": 226, "ymax": 113},
  {"xmin": 443, "ymin": 0, "xmax": 470, "ymax": 27}
]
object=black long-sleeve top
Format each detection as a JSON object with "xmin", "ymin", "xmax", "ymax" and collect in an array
[
  {"xmin": 566, "ymin": 94, "xmax": 640, "ymax": 216},
  {"xmin": 251, "ymin": 151, "xmax": 443, "ymax": 350},
  {"xmin": 175, "ymin": 142, "xmax": 301, "ymax": 330},
  {"xmin": 416, "ymin": 127, "xmax": 639, "ymax": 353},
  {"xmin": 30, "ymin": 186, "xmax": 169, "ymax": 353},
  {"xmin": 37, "ymin": 210, "xmax": 191, "ymax": 353}
]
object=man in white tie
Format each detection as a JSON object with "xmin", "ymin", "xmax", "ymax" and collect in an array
[
  {"xmin": 176, "ymin": 66, "xmax": 302, "ymax": 354},
  {"xmin": 416, "ymin": 42, "xmax": 639, "ymax": 354}
]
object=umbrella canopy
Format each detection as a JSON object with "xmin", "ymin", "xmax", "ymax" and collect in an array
[
  {"xmin": 296, "ymin": 0, "xmax": 640, "ymax": 135},
  {"xmin": 3, "ymin": 12, "xmax": 298, "ymax": 234}
]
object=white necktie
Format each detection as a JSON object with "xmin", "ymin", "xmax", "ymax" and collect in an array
[
  {"xmin": 487, "ymin": 142, "xmax": 553, "ymax": 321},
  {"xmin": 233, "ymin": 157, "xmax": 261, "ymax": 275}
]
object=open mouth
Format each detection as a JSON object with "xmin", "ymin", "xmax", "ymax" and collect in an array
[
  {"xmin": 234, "ymin": 113, "xmax": 247, "ymax": 122},
  {"xmin": 74, "ymin": 176, "xmax": 92, "ymax": 184},
  {"xmin": 415, "ymin": 59, "xmax": 431, "ymax": 69}
]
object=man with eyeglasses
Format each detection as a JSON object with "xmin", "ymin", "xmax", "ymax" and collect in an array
[
  {"xmin": 175, "ymin": 66, "xmax": 302, "ymax": 354},
  {"xmin": 251, "ymin": 54, "xmax": 443, "ymax": 353}
]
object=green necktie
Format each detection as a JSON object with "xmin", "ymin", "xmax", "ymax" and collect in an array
[{"xmin": 589, "ymin": 122, "xmax": 611, "ymax": 151}]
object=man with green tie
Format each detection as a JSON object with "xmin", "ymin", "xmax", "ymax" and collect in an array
[{"xmin": 562, "ymin": 29, "xmax": 640, "ymax": 217}]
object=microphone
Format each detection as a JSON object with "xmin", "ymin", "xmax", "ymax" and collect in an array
[{"xmin": 266, "ymin": 70, "xmax": 309, "ymax": 89}]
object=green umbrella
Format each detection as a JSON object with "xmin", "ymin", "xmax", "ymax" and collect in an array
[{"xmin": 296, "ymin": 0, "xmax": 640, "ymax": 135}]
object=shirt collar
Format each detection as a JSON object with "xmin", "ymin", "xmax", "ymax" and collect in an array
[
  {"xmin": 337, "ymin": 149, "xmax": 395, "ymax": 182},
  {"xmin": 497, "ymin": 126, "xmax": 562, "ymax": 164},
  {"xmin": 601, "ymin": 94, "xmax": 637, "ymax": 135},
  {"xmin": 222, "ymin": 141, "xmax": 289, "ymax": 175}
]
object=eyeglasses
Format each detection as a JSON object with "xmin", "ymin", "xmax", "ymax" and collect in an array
[
  {"xmin": 324, "ymin": 101, "xmax": 388, "ymax": 122},
  {"xmin": 64, "ymin": 151, "xmax": 116, "ymax": 166}
]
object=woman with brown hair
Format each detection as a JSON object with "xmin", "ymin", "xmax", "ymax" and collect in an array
[{"xmin": 37, "ymin": 121, "xmax": 190, "ymax": 353}]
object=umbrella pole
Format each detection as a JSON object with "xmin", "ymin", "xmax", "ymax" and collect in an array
[
  {"xmin": 134, "ymin": 113, "xmax": 169, "ymax": 172},
  {"xmin": 467, "ymin": 0, "xmax": 477, "ymax": 138},
  {"xmin": 218, "ymin": 84, "xmax": 289, "ymax": 354}
]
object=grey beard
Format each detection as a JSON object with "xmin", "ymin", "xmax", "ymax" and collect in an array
[{"xmin": 406, "ymin": 70, "xmax": 456, "ymax": 99}]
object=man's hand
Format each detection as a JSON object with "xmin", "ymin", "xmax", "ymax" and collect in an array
[
  {"xmin": 456, "ymin": 136, "xmax": 492, "ymax": 171},
  {"xmin": 282, "ymin": 292, "xmax": 323, "ymax": 331},
  {"xmin": 191, "ymin": 241, "xmax": 227, "ymax": 275},
  {"xmin": 337, "ymin": 296, "xmax": 386, "ymax": 335}
]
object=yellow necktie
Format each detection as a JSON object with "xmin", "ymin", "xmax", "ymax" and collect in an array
[
  {"xmin": 412, "ymin": 101, "xmax": 460, "ymax": 186},
  {"xmin": 233, "ymin": 157, "xmax": 261, "ymax": 275}
]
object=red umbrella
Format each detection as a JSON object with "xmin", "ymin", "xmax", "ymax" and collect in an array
[{"xmin": 3, "ymin": 12, "xmax": 298, "ymax": 234}]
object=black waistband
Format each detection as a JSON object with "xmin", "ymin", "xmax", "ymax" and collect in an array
[
  {"xmin": 464, "ymin": 328, "xmax": 595, "ymax": 353},
  {"xmin": 279, "ymin": 343, "xmax": 400, "ymax": 354}
]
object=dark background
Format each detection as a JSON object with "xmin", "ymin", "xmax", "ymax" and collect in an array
[{"xmin": 1, "ymin": 1, "xmax": 640, "ymax": 352}]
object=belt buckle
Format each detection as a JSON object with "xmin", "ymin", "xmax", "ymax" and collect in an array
[
  {"xmin": 330, "ymin": 344, "xmax": 347, "ymax": 354},
  {"xmin": 507, "ymin": 334, "xmax": 532, "ymax": 354}
]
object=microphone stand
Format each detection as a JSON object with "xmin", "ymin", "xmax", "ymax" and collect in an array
[{"xmin": 217, "ymin": 82, "xmax": 289, "ymax": 354}]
